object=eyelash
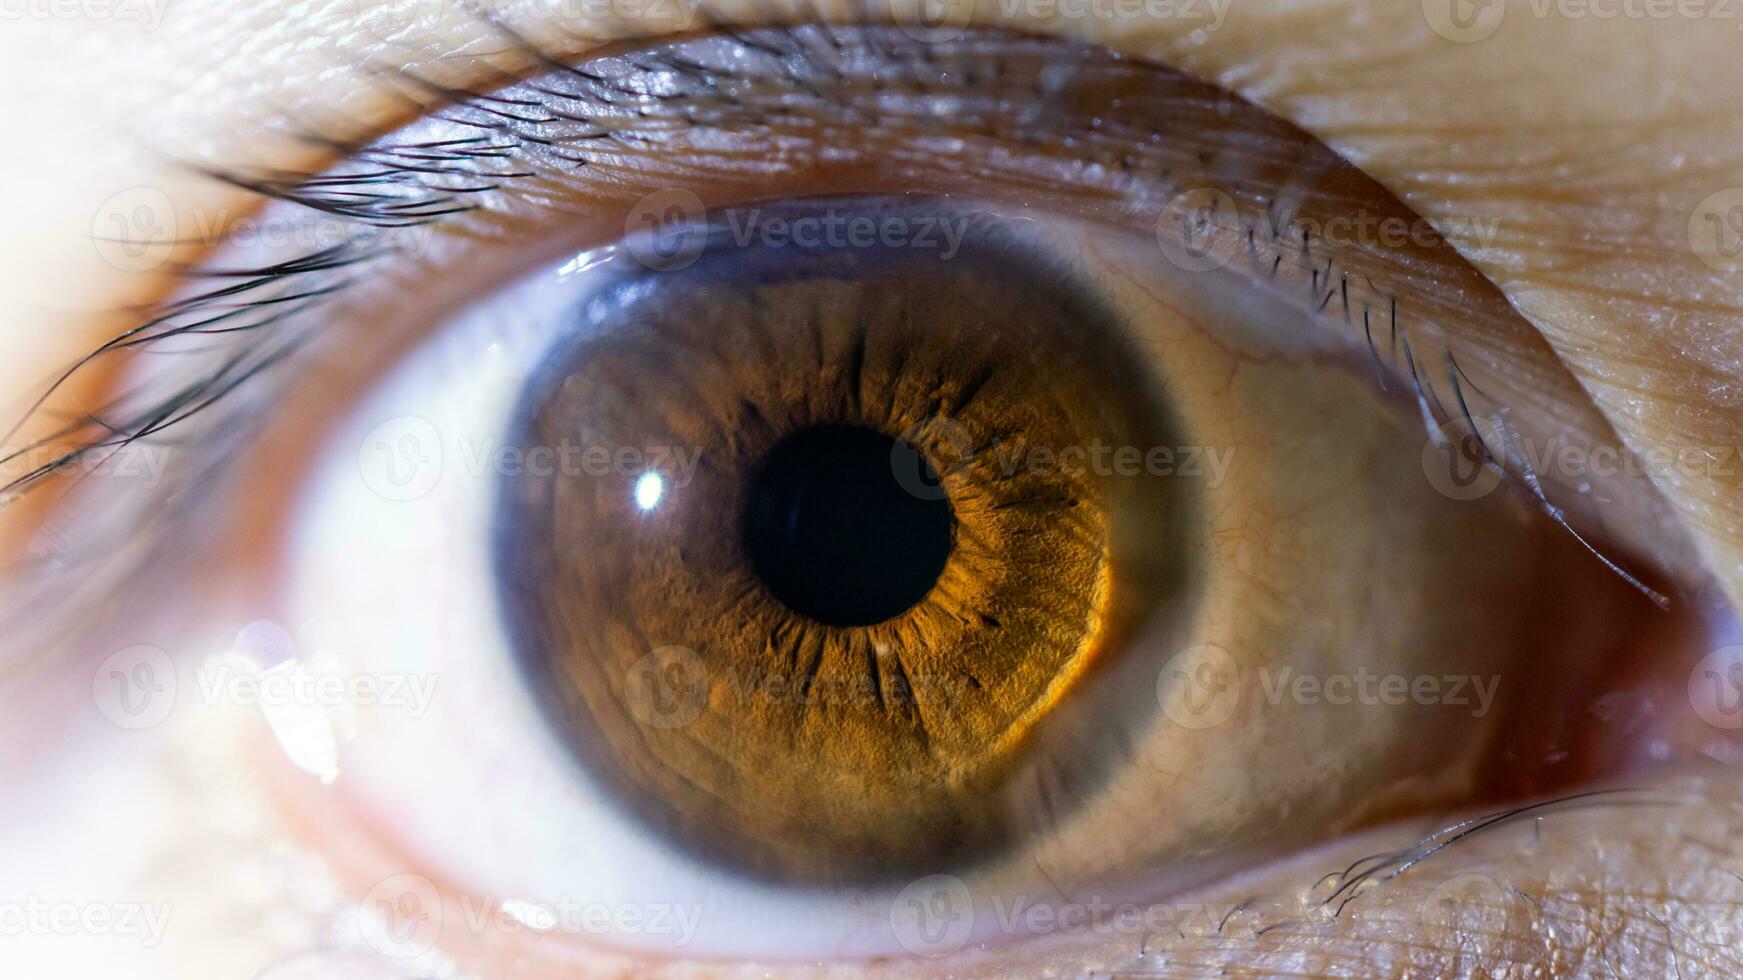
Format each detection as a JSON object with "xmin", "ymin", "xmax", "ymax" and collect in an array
[{"xmin": 0, "ymin": 14, "xmax": 1666, "ymax": 623}]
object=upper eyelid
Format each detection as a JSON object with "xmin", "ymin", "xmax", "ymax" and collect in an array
[{"xmin": 4, "ymin": 20, "xmax": 1685, "ymax": 625}]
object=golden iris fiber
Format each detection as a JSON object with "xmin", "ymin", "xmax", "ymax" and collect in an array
[{"xmin": 495, "ymin": 207, "xmax": 1186, "ymax": 883}]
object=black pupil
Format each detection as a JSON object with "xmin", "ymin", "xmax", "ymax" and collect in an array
[{"xmin": 746, "ymin": 425, "xmax": 954, "ymax": 627}]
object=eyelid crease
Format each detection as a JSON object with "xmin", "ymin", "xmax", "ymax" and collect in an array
[{"xmin": 0, "ymin": 19, "xmax": 1690, "ymax": 637}]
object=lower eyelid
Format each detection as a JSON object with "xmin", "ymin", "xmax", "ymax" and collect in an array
[{"xmin": 965, "ymin": 772, "xmax": 1743, "ymax": 978}]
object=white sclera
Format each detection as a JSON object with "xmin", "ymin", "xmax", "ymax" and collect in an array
[
  {"xmin": 280, "ymin": 202, "xmax": 1356, "ymax": 961},
  {"xmin": 286, "ymin": 242, "xmax": 936, "ymax": 959}
]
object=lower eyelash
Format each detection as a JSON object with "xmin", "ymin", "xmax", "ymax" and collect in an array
[{"xmin": 0, "ymin": 16, "xmax": 1664, "ymax": 631}]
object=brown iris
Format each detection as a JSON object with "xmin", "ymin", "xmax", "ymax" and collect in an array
[{"xmin": 495, "ymin": 201, "xmax": 1185, "ymax": 883}]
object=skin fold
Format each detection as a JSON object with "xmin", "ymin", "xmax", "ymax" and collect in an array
[{"xmin": 4, "ymin": 0, "xmax": 1743, "ymax": 976}]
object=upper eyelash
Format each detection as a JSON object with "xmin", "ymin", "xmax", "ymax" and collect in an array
[{"xmin": 0, "ymin": 14, "xmax": 1668, "ymax": 621}]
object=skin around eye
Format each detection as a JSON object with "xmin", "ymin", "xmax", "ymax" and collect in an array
[
  {"xmin": 248, "ymin": 63, "xmax": 1704, "ymax": 960},
  {"xmin": 5, "ymin": 5, "xmax": 1743, "ymax": 980}
]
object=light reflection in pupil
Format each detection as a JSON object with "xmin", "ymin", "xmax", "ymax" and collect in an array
[{"xmin": 634, "ymin": 471, "xmax": 665, "ymax": 511}]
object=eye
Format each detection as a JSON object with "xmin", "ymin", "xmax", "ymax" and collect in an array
[
  {"xmin": 492, "ymin": 205, "xmax": 1190, "ymax": 884},
  {"xmin": 29, "ymin": 21, "xmax": 1723, "ymax": 973}
]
